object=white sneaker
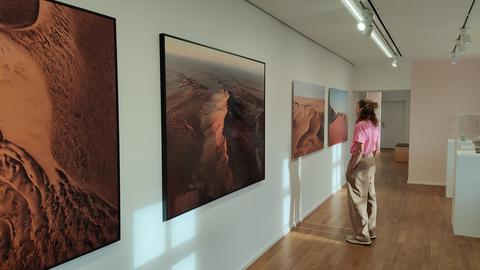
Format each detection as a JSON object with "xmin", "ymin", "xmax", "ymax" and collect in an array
[{"xmin": 346, "ymin": 235, "xmax": 372, "ymax": 245}]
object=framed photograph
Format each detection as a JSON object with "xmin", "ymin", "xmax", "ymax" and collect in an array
[
  {"xmin": 292, "ymin": 81, "xmax": 326, "ymax": 158},
  {"xmin": 328, "ymin": 88, "xmax": 349, "ymax": 147},
  {"xmin": 0, "ymin": 1, "xmax": 120, "ymax": 269},
  {"xmin": 160, "ymin": 34, "xmax": 265, "ymax": 221}
]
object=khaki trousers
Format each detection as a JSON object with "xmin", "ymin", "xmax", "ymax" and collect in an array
[{"xmin": 347, "ymin": 155, "xmax": 377, "ymax": 240}]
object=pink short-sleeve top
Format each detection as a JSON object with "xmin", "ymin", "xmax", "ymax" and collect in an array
[{"xmin": 350, "ymin": 120, "xmax": 380, "ymax": 155}]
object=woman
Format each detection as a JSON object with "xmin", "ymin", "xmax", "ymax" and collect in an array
[{"xmin": 345, "ymin": 99, "xmax": 380, "ymax": 245}]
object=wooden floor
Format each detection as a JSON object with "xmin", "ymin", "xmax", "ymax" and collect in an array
[{"xmin": 248, "ymin": 149, "xmax": 480, "ymax": 270}]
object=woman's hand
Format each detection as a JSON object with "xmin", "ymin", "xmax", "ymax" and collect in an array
[
  {"xmin": 346, "ymin": 143, "xmax": 363, "ymax": 183},
  {"xmin": 345, "ymin": 168, "xmax": 352, "ymax": 182}
]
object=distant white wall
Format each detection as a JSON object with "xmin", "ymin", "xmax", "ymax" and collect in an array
[
  {"xmin": 352, "ymin": 60, "xmax": 412, "ymax": 91},
  {"xmin": 53, "ymin": 0, "xmax": 354, "ymax": 270},
  {"xmin": 409, "ymin": 59, "xmax": 480, "ymax": 186},
  {"xmin": 382, "ymin": 90, "xmax": 410, "ymax": 147}
]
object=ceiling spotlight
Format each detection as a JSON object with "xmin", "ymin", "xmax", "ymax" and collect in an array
[
  {"xmin": 447, "ymin": 9, "xmax": 474, "ymax": 60},
  {"xmin": 357, "ymin": 21, "xmax": 366, "ymax": 31},
  {"xmin": 451, "ymin": 52, "xmax": 458, "ymax": 64},
  {"xmin": 459, "ymin": 27, "xmax": 471, "ymax": 47},
  {"xmin": 457, "ymin": 40, "xmax": 466, "ymax": 54},
  {"xmin": 363, "ymin": 24, "xmax": 374, "ymax": 37},
  {"xmin": 391, "ymin": 58, "xmax": 398, "ymax": 67},
  {"xmin": 358, "ymin": 8, "xmax": 374, "ymax": 36},
  {"xmin": 463, "ymin": 34, "xmax": 471, "ymax": 45}
]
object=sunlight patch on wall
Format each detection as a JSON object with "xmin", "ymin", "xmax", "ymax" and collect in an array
[
  {"xmin": 338, "ymin": 143, "xmax": 344, "ymax": 161},
  {"xmin": 171, "ymin": 253, "xmax": 197, "ymax": 270},
  {"xmin": 134, "ymin": 202, "xmax": 166, "ymax": 268},
  {"xmin": 332, "ymin": 143, "xmax": 342, "ymax": 163},
  {"xmin": 298, "ymin": 158, "xmax": 302, "ymax": 180},
  {"xmin": 331, "ymin": 143, "xmax": 345, "ymax": 193},
  {"xmin": 283, "ymin": 195, "xmax": 291, "ymax": 229},
  {"xmin": 171, "ymin": 210, "xmax": 196, "ymax": 248},
  {"xmin": 331, "ymin": 165, "xmax": 342, "ymax": 193},
  {"xmin": 283, "ymin": 158, "xmax": 290, "ymax": 189}
]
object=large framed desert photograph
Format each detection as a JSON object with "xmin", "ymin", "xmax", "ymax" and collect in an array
[
  {"xmin": 292, "ymin": 81, "xmax": 326, "ymax": 159},
  {"xmin": 160, "ymin": 34, "xmax": 265, "ymax": 221},
  {"xmin": 0, "ymin": 0, "xmax": 120, "ymax": 269}
]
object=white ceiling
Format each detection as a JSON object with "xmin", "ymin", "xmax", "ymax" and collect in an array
[{"xmin": 248, "ymin": 0, "xmax": 480, "ymax": 64}]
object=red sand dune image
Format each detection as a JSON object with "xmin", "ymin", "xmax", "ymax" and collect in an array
[
  {"xmin": 162, "ymin": 35, "xmax": 265, "ymax": 220},
  {"xmin": 328, "ymin": 88, "xmax": 349, "ymax": 147},
  {"xmin": 0, "ymin": 1, "xmax": 119, "ymax": 269},
  {"xmin": 328, "ymin": 112, "xmax": 348, "ymax": 146},
  {"xmin": 292, "ymin": 96, "xmax": 325, "ymax": 158}
]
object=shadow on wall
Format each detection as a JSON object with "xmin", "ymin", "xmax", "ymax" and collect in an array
[
  {"xmin": 288, "ymin": 159, "xmax": 301, "ymax": 228},
  {"xmin": 286, "ymin": 143, "xmax": 346, "ymax": 227},
  {"xmin": 133, "ymin": 204, "xmax": 197, "ymax": 270},
  {"xmin": 331, "ymin": 143, "xmax": 344, "ymax": 193}
]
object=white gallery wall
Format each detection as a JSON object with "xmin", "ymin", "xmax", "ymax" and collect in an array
[
  {"xmin": 409, "ymin": 59, "xmax": 480, "ymax": 186},
  {"xmin": 352, "ymin": 60, "xmax": 411, "ymax": 91},
  {"xmin": 54, "ymin": 0, "xmax": 354, "ymax": 270}
]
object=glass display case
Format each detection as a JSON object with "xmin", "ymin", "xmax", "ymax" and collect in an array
[
  {"xmin": 446, "ymin": 113, "xmax": 480, "ymax": 198},
  {"xmin": 447, "ymin": 113, "xmax": 457, "ymax": 141},
  {"xmin": 456, "ymin": 113, "xmax": 480, "ymax": 152}
]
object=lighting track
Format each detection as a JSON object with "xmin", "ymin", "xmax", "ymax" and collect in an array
[
  {"xmin": 358, "ymin": 1, "xmax": 397, "ymax": 57},
  {"xmin": 364, "ymin": 0, "xmax": 403, "ymax": 57},
  {"xmin": 342, "ymin": 0, "xmax": 397, "ymax": 60}
]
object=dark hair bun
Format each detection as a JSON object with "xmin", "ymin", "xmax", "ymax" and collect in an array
[
  {"xmin": 357, "ymin": 99, "xmax": 379, "ymax": 126},
  {"xmin": 361, "ymin": 99, "xmax": 378, "ymax": 110}
]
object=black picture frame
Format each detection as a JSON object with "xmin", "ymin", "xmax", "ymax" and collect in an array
[
  {"xmin": 160, "ymin": 33, "xmax": 266, "ymax": 221},
  {"xmin": 0, "ymin": 1, "xmax": 120, "ymax": 269}
]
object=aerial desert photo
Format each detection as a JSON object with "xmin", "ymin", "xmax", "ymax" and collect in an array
[
  {"xmin": 292, "ymin": 81, "xmax": 326, "ymax": 158},
  {"xmin": 163, "ymin": 36, "xmax": 265, "ymax": 219},
  {"xmin": 0, "ymin": 1, "xmax": 119, "ymax": 269}
]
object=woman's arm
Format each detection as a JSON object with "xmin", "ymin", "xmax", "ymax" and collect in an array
[
  {"xmin": 373, "ymin": 140, "xmax": 380, "ymax": 157},
  {"xmin": 346, "ymin": 142, "xmax": 364, "ymax": 177},
  {"xmin": 373, "ymin": 130, "xmax": 382, "ymax": 157}
]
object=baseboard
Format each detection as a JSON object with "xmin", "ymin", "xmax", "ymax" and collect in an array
[
  {"xmin": 241, "ymin": 226, "xmax": 292, "ymax": 270},
  {"xmin": 242, "ymin": 182, "xmax": 346, "ymax": 269},
  {"xmin": 407, "ymin": 179, "xmax": 446, "ymax": 186}
]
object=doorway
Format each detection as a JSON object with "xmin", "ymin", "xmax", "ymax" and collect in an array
[
  {"xmin": 381, "ymin": 90, "xmax": 410, "ymax": 148},
  {"xmin": 381, "ymin": 100, "xmax": 408, "ymax": 148}
]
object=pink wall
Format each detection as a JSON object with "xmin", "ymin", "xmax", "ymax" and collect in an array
[{"xmin": 409, "ymin": 59, "xmax": 480, "ymax": 185}]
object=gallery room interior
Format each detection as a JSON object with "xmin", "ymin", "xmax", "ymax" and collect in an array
[{"xmin": 0, "ymin": 0, "xmax": 479, "ymax": 269}]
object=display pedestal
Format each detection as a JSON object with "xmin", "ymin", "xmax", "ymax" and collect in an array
[
  {"xmin": 453, "ymin": 150, "xmax": 480, "ymax": 238},
  {"xmin": 446, "ymin": 139, "xmax": 456, "ymax": 198}
]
